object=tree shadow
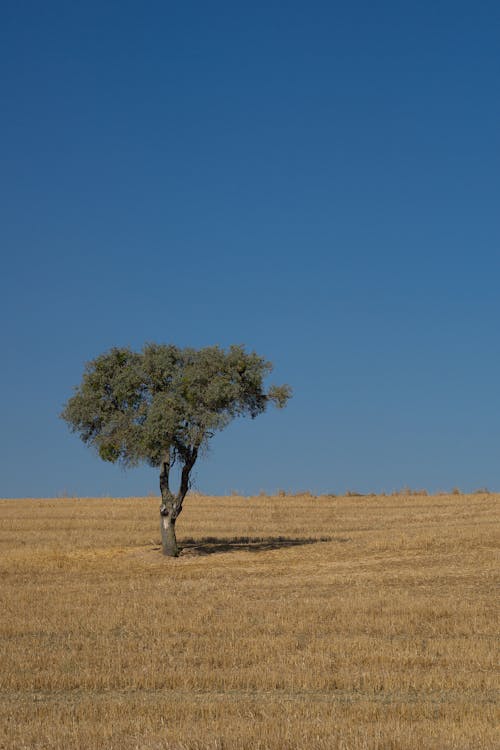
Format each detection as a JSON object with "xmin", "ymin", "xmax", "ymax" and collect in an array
[{"xmin": 177, "ymin": 535, "xmax": 350, "ymax": 556}]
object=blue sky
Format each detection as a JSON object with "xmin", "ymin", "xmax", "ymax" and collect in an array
[{"xmin": 1, "ymin": 1, "xmax": 499, "ymax": 497}]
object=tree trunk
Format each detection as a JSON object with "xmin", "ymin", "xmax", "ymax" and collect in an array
[
  {"xmin": 160, "ymin": 513, "xmax": 178, "ymax": 557},
  {"xmin": 158, "ymin": 447, "xmax": 199, "ymax": 557},
  {"xmin": 159, "ymin": 455, "xmax": 179, "ymax": 556}
]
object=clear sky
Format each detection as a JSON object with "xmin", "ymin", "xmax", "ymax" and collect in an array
[{"xmin": 1, "ymin": 1, "xmax": 499, "ymax": 497}]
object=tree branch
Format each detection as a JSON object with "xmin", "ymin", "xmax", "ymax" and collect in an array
[
  {"xmin": 159, "ymin": 451, "xmax": 171, "ymax": 515},
  {"xmin": 173, "ymin": 446, "xmax": 199, "ymax": 518}
]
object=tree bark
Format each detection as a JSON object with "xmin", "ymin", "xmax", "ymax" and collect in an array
[
  {"xmin": 159, "ymin": 454, "xmax": 179, "ymax": 556},
  {"xmin": 158, "ymin": 447, "xmax": 199, "ymax": 557},
  {"xmin": 160, "ymin": 513, "xmax": 178, "ymax": 557}
]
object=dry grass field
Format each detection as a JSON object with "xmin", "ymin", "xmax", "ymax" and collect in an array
[{"xmin": 0, "ymin": 491, "xmax": 498, "ymax": 749}]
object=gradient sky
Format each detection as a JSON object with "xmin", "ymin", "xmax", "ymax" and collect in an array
[{"xmin": 1, "ymin": 1, "xmax": 499, "ymax": 497}]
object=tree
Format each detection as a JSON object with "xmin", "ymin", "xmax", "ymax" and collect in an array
[{"xmin": 61, "ymin": 343, "xmax": 291, "ymax": 556}]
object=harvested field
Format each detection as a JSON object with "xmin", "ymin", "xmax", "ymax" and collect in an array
[{"xmin": 0, "ymin": 491, "xmax": 498, "ymax": 749}]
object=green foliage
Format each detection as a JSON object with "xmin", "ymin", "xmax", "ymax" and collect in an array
[{"xmin": 61, "ymin": 343, "xmax": 291, "ymax": 469}]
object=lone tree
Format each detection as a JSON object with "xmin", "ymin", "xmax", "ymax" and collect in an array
[{"xmin": 61, "ymin": 343, "xmax": 291, "ymax": 556}]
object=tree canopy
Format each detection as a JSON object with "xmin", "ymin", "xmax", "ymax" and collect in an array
[{"xmin": 62, "ymin": 343, "xmax": 290, "ymax": 469}]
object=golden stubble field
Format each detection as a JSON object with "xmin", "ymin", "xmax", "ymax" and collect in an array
[{"xmin": 0, "ymin": 491, "xmax": 498, "ymax": 750}]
